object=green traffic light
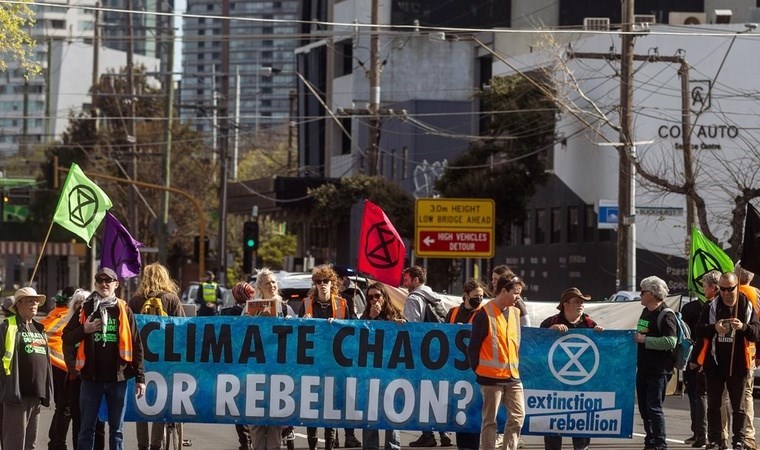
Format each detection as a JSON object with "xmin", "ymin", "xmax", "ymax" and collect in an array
[{"xmin": 246, "ymin": 239, "xmax": 256, "ymax": 248}]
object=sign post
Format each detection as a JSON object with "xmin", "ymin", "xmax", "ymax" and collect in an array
[{"xmin": 414, "ymin": 198, "xmax": 495, "ymax": 258}]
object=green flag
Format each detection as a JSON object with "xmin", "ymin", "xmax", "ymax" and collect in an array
[
  {"xmin": 688, "ymin": 226, "xmax": 734, "ymax": 302},
  {"xmin": 52, "ymin": 163, "xmax": 113, "ymax": 244}
]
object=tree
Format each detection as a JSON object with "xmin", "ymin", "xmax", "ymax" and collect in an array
[
  {"xmin": 435, "ymin": 73, "xmax": 556, "ymax": 244},
  {"xmin": 308, "ymin": 174, "xmax": 415, "ymax": 237},
  {"xmin": 522, "ymin": 33, "xmax": 759, "ymax": 257},
  {"xmin": 39, "ymin": 65, "xmax": 218, "ymax": 263},
  {"xmin": 0, "ymin": 1, "xmax": 40, "ymax": 75}
]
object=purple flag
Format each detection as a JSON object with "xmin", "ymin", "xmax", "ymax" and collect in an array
[{"xmin": 100, "ymin": 212, "xmax": 142, "ymax": 279}]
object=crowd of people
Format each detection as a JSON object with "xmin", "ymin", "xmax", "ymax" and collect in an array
[{"xmin": 0, "ymin": 261, "xmax": 758, "ymax": 450}]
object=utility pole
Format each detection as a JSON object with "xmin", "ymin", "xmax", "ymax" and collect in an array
[
  {"xmin": 126, "ymin": 0, "xmax": 138, "ymax": 297},
  {"xmin": 288, "ymin": 89, "xmax": 296, "ymax": 170},
  {"xmin": 618, "ymin": 0, "xmax": 635, "ymax": 291},
  {"xmin": 366, "ymin": 0, "xmax": 381, "ymax": 175},
  {"xmin": 218, "ymin": 0, "xmax": 231, "ymax": 286},
  {"xmin": 45, "ymin": 38, "xmax": 52, "ymax": 144},
  {"xmin": 159, "ymin": 16, "xmax": 175, "ymax": 265},
  {"xmin": 679, "ymin": 60, "xmax": 695, "ymax": 253},
  {"xmin": 569, "ymin": 50, "xmax": 693, "ymax": 288},
  {"xmin": 91, "ymin": 1, "xmax": 100, "ymax": 129}
]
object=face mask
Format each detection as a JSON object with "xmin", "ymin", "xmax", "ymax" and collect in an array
[{"xmin": 468, "ymin": 296, "xmax": 483, "ymax": 308}]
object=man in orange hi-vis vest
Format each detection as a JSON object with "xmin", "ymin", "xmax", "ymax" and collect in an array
[
  {"xmin": 62, "ymin": 267, "xmax": 145, "ymax": 450},
  {"xmin": 40, "ymin": 286, "xmax": 77, "ymax": 450},
  {"xmin": 467, "ymin": 275, "xmax": 526, "ymax": 450}
]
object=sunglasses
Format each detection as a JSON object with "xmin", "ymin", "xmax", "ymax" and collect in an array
[
  {"xmin": 368, "ymin": 293, "xmax": 383, "ymax": 300},
  {"xmin": 313, "ymin": 279, "xmax": 330, "ymax": 285},
  {"xmin": 719, "ymin": 285, "xmax": 737, "ymax": 292},
  {"xmin": 95, "ymin": 277, "xmax": 115, "ymax": 284}
]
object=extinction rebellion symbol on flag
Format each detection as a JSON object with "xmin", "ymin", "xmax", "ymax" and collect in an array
[
  {"xmin": 363, "ymin": 221, "xmax": 402, "ymax": 269},
  {"xmin": 68, "ymin": 185, "xmax": 101, "ymax": 228}
]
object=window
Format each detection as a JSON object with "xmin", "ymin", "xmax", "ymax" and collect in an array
[
  {"xmin": 550, "ymin": 207, "xmax": 561, "ymax": 243},
  {"xmin": 535, "ymin": 209, "xmax": 546, "ymax": 244},
  {"xmin": 568, "ymin": 206, "xmax": 579, "ymax": 243},
  {"xmin": 340, "ymin": 117, "xmax": 351, "ymax": 155},
  {"xmin": 523, "ymin": 215, "xmax": 531, "ymax": 245},
  {"xmin": 584, "ymin": 205, "xmax": 595, "ymax": 242}
]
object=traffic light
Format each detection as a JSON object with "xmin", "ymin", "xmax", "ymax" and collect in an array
[
  {"xmin": 243, "ymin": 221, "xmax": 259, "ymax": 251},
  {"xmin": 242, "ymin": 221, "xmax": 259, "ymax": 274}
]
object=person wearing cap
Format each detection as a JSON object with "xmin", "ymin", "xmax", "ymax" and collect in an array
[
  {"xmin": 62, "ymin": 289, "xmax": 107, "ymax": 450},
  {"xmin": 40, "ymin": 286, "xmax": 77, "ymax": 450},
  {"xmin": 0, "ymin": 287, "xmax": 54, "ymax": 450},
  {"xmin": 196, "ymin": 270, "xmax": 223, "ymax": 316},
  {"xmin": 62, "ymin": 267, "xmax": 146, "ymax": 450},
  {"xmin": 633, "ymin": 276, "xmax": 677, "ymax": 450},
  {"xmin": 539, "ymin": 288, "xmax": 603, "ymax": 450},
  {"xmin": 331, "ymin": 265, "xmax": 364, "ymax": 449},
  {"xmin": 468, "ymin": 275, "xmax": 526, "ymax": 450},
  {"xmin": 128, "ymin": 263, "xmax": 185, "ymax": 450}
]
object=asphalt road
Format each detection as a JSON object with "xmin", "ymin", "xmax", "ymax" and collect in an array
[{"xmin": 32, "ymin": 395, "xmax": 760, "ymax": 449}]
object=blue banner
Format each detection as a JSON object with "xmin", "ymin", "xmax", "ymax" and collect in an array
[{"xmin": 124, "ymin": 316, "xmax": 635, "ymax": 437}]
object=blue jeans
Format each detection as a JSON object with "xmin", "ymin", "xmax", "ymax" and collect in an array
[
  {"xmin": 636, "ymin": 372, "xmax": 669, "ymax": 450},
  {"xmin": 77, "ymin": 380, "xmax": 128, "ymax": 450},
  {"xmin": 362, "ymin": 429, "xmax": 400, "ymax": 450}
]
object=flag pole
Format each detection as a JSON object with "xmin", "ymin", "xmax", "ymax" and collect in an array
[{"xmin": 28, "ymin": 220, "xmax": 56, "ymax": 286}]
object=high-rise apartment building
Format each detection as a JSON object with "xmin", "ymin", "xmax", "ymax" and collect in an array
[{"xmin": 180, "ymin": 0, "xmax": 299, "ymax": 146}]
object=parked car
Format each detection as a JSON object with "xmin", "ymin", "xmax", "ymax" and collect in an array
[{"xmin": 607, "ymin": 290, "xmax": 641, "ymax": 302}]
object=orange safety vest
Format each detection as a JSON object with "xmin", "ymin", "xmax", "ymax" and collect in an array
[
  {"xmin": 696, "ymin": 298, "xmax": 756, "ymax": 369},
  {"xmin": 476, "ymin": 301, "xmax": 521, "ymax": 379},
  {"xmin": 448, "ymin": 305, "xmax": 482, "ymax": 324},
  {"xmin": 739, "ymin": 285, "xmax": 760, "ymax": 319},
  {"xmin": 303, "ymin": 295, "xmax": 347, "ymax": 319},
  {"xmin": 39, "ymin": 305, "xmax": 69, "ymax": 371},
  {"xmin": 75, "ymin": 300, "xmax": 133, "ymax": 371}
]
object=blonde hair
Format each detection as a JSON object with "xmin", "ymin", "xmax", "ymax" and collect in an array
[{"xmin": 136, "ymin": 263, "xmax": 179, "ymax": 297}]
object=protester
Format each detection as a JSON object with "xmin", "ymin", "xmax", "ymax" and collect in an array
[
  {"xmin": 251, "ymin": 269, "xmax": 298, "ymax": 449},
  {"xmin": 492, "ymin": 264, "xmax": 530, "ymax": 327},
  {"xmin": 539, "ymin": 287, "xmax": 603, "ymax": 450},
  {"xmin": 0, "ymin": 287, "xmax": 53, "ymax": 450},
  {"xmin": 634, "ymin": 276, "xmax": 677, "ymax": 450},
  {"xmin": 332, "ymin": 265, "xmax": 366, "ymax": 449},
  {"xmin": 402, "ymin": 265, "xmax": 452, "ymax": 448},
  {"xmin": 40, "ymin": 286, "xmax": 77, "ymax": 450},
  {"xmin": 62, "ymin": 267, "xmax": 146, "ymax": 450},
  {"xmin": 224, "ymin": 281, "xmax": 256, "ymax": 450},
  {"xmin": 299, "ymin": 265, "xmax": 356, "ymax": 450},
  {"xmin": 695, "ymin": 271, "xmax": 760, "ymax": 450},
  {"xmin": 359, "ymin": 282, "xmax": 403, "ymax": 450},
  {"xmin": 196, "ymin": 270, "xmax": 223, "ymax": 316},
  {"xmin": 468, "ymin": 275, "xmax": 526, "ymax": 450},
  {"xmin": 683, "ymin": 270, "xmax": 720, "ymax": 448},
  {"xmin": 128, "ymin": 262, "xmax": 186, "ymax": 450},
  {"xmin": 445, "ymin": 279, "xmax": 484, "ymax": 450},
  {"xmin": 735, "ymin": 263, "xmax": 759, "ymax": 450}
]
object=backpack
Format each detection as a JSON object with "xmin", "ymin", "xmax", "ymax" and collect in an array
[
  {"xmin": 656, "ymin": 307, "xmax": 693, "ymax": 371},
  {"xmin": 141, "ymin": 295, "xmax": 168, "ymax": 317},
  {"xmin": 417, "ymin": 289, "xmax": 447, "ymax": 323}
]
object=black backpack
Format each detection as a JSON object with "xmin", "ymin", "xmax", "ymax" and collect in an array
[{"xmin": 417, "ymin": 289, "xmax": 447, "ymax": 323}]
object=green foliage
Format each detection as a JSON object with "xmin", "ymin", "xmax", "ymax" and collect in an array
[
  {"xmin": 436, "ymin": 73, "xmax": 556, "ymax": 244},
  {"xmin": 0, "ymin": 1, "xmax": 40, "ymax": 76},
  {"xmin": 258, "ymin": 233, "xmax": 297, "ymax": 269},
  {"xmin": 308, "ymin": 174, "xmax": 414, "ymax": 237}
]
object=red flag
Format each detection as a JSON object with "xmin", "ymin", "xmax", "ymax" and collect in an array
[{"xmin": 358, "ymin": 200, "xmax": 406, "ymax": 286}]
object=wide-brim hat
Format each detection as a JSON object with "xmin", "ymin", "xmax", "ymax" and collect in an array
[
  {"xmin": 12, "ymin": 287, "xmax": 46, "ymax": 312},
  {"xmin": 558, "ymin": 287, "xmax": 591, "ymax": 310}
]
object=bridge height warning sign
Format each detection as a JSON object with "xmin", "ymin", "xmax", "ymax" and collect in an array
[{"xmin": 414, "ymin": 198, "xmax": 495, "ymax": 258}]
